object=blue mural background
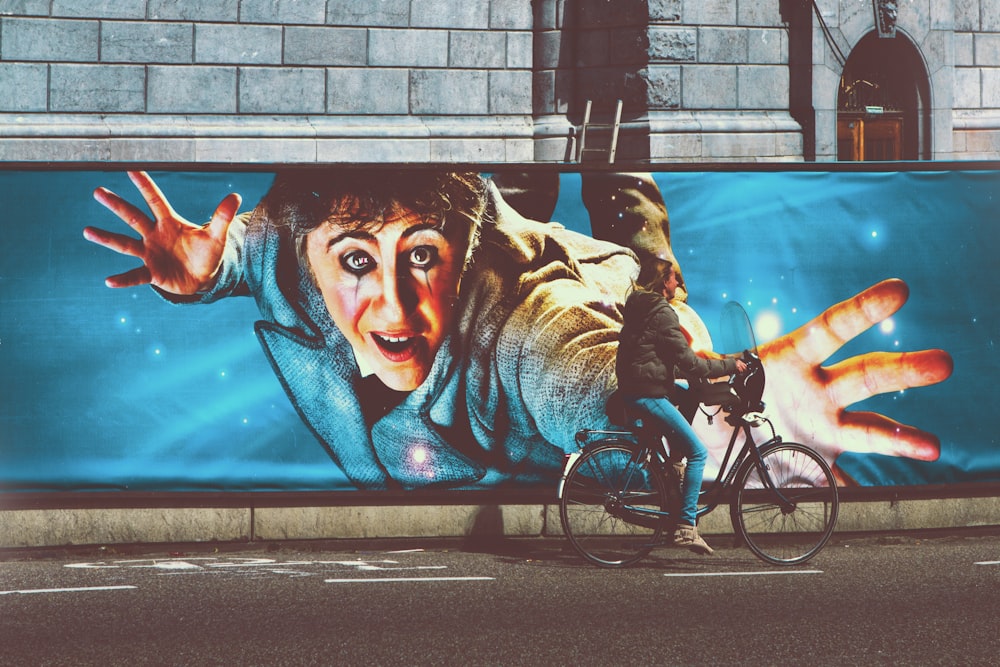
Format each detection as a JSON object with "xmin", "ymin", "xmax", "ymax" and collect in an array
[
  {"xmin": 555, "ymin": 170, "xmax": 997, "ymax": 487},
  {"xmin": 1, "ymin": 169, "xmax": 997, "ymax": 492}
]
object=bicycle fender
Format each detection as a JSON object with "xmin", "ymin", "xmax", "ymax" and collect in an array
[{"xmin": 556, "ymin": 451, "xmax": 582, "ymax": 499}]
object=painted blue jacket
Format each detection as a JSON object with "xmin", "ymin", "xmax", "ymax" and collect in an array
[{"xmin": 175, "ymin": 187, "xmax": 639, "ymax": 489}]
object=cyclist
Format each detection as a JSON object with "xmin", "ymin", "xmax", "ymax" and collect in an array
[{"xmin": 615, "ymin": 258, "xmax": 747, "ymax": 555}]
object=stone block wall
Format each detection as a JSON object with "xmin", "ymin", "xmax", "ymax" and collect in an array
[
  {"xmin": 532, "ymin": 0, "xmax": 802, "ymax": 163},
  {"xmin": 808, "ymin": 0, "xmax": 1000, "ymax": 162},
  {"xmin": 642, "ymin": 0, "xmax": 799, "ymax": 163},
  {"xmin": 0, "ymin": 0, "xmax": 536, "ymax": 163},
  {"xmin": 953, "ymin": 0, "xmax": 1000, "ymax": 159},
  {"xmin": 2, "ymin": 1, "xmax": 999, "ymax": 164}
]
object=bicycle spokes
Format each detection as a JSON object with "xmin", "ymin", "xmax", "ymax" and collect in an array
[
  {"xmin": 731, "ymin": 443, "xmax": 839, "ymax": 565},
  {"xmin": 560, "ymin": 442, "xmax": 668, "ymax": 567}
]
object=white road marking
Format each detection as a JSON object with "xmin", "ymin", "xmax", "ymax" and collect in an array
[
  {"xmin": 64, "ymin": 557, "xmax": 459, "ymax": 581},
  {"xmin": 325, "ymin": 576, "xmax": 494, "ymax": 584},
  {"xmin": 66, "ymin": 557, "xmax": 444, "ymax": 573},
  {"xmin": 973, "ymin": 560, "xmax": 1000, "ymax": 566},
  {"xmin": 1, "ymin": 585, "xmax": 137, "ymax": 595},
  {"xmin": 664, "ymin": 570, "xmax": 823, "ymax": 577},
  {"xmin": 144, "ymin": 561, "xmax": 204, "ymax": 570}
]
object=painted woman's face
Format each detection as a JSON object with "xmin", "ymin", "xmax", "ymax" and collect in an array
[{"xmin": 305, "ymin": 205, "xmax": 472, "ymax": 392}]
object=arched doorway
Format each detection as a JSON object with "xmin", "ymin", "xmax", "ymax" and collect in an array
[{"xmin": 837, "ymin": 32, "xmax": 931, "ymax": 161}]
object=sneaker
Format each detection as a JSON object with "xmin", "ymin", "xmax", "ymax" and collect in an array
[{"xmin": 674, "ymin": 524, "xmax": 714, "ymax": 556}]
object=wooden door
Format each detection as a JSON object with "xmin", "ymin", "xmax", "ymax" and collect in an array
[{"xmin": 837, "ymin": 113, "xmax": 903, "ymax": 161}]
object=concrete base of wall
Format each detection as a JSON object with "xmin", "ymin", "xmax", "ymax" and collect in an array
[
  {"xmin": 951, "ymin": 110, "xmax": 1000, "ymax": 159},
  {"xmin": 3, "ymin": 497, "xmax": 999, "ymax": 550},
  {"xmin": 0, "ymin": 114, "xmax": 536, "ymax": 163},
  {"xmin": 532, "ymin": 111, "xmax": 806, "ymax": 163}
]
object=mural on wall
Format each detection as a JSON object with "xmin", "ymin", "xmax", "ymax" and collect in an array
[{"xmin": 0, "ymin": 168, "xmax": 996, "ymax": 493}]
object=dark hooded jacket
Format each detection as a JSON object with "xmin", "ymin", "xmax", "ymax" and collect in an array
[{"xmin": 616, "ymin": 289, "xmax": 737, "ymax": 398}]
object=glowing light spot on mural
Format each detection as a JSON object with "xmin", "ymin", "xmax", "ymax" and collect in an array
[
  {"xmin": 771, "ymin": 297, "xmax": 778, "ymax": 305},
  {"xmin": 872, "ymin": 230, "xmax": 878, "ymax": 238},
  {"xmin": 411, "ymin": 446, "xmax": 428, "ymax": 465},
  {"xmin": 880, "ymin": 318, "xmax": 895, "ymax": 335},
  {"xmin": 408, "ymin": 444, "xmax": 435, "ymax": 479},
  {"xmin": 755, "ymin": 311, "xmax": 782, "ymax": 341}
]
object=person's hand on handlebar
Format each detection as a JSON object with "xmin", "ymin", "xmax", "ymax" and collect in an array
[{"xmin": 734, "ymin": 358, "xmax": 749, "ymax": 374}]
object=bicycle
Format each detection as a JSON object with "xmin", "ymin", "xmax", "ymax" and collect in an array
[{"xmin": 558, "ymin": 304, "xmax": 839, "ymax": 568}]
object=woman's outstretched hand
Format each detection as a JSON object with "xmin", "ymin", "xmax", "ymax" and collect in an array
[
  {"xmin": 691, "ymin": 279, "xmax": 953, "ymax": 484},
  {"xmin": 84, "ymin": 171, "xmax": 242, "ymax": 295}
]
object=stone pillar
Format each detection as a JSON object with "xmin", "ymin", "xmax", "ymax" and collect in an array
[{"xmin": 646, "ymin": 0, "xmax": 802, "ymax": 162}]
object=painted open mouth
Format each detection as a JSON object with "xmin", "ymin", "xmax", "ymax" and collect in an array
[{"xmin": 371, "ymin": 333, "xmax": 420, "ymax": 362}]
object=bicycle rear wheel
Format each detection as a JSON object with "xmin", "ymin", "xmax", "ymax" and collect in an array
[
  {"xmin": 560, "ymin": 440, "xmax": 668, "ymax": 567},
  {"xmin": 731, "ymin": 442, "xmax": 839, "ymax": 565}
]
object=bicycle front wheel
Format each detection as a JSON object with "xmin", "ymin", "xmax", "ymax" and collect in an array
[
  {"xmin": 560, "ymin": 440, "xmax": 667, "ymax": 567},
  {"xmin": 731, "ymin": 442, "xmax": 839, "ymax": 565}
]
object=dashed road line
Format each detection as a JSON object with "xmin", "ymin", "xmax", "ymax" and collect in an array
[
  {"xmin": 325, "ymin": 576, "xmax": 494, "ymax": 584},
  {"xmin": 663, "ymin": 570, "xmax": 823, "ymax": 577},
  {"xmin": 1, "ymin": 585, "xmax": 137, "ymax": 595}
]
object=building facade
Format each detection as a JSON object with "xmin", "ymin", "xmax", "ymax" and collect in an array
[{"xmin": 0, "ymin": 0, "xmax": 998, "ymax": 164}]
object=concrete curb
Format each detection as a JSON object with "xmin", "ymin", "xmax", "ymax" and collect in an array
[{"xmin": 3, "ymin": 497, "xmax": 1000, "ymax": 549}]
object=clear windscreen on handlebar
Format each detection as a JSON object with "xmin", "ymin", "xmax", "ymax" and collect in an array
[{"xmin": 717, "ymin": 301, "xmax": 758, "ymax": 357}]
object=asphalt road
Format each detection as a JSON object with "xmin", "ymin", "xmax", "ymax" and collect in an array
[{"xmin": 2, "ymin": 531, "xmax": 999, "ymax": 666}]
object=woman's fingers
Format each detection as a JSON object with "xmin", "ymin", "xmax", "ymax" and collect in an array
[
  {"xmin": 786, "ymin": 279, "xmax": 910, "ymax": 365},
  {"xmin": 126, "ymin": 171, "xmax": 177, "ymax": 223},
  {"xmin": 207, "ymin": 192, "xmax": 242, "ymax": 242},
  {"xmin": 836, "ymin": 411, "xmax": 941, "ymax": 461},
  {"xmin": 92, "ymin": 186, "xmax": 155, "ymax": 236},
  {"xmin": 103, "ymin": 265, "xmax": 153, "ymax": 289},
  {"xmin": 824, "ymin": 349, "xmax": 955, "ymax": 405},
  {"xmin": 82, "ymin": 226, "xmax": 143, "ymax": 257}
]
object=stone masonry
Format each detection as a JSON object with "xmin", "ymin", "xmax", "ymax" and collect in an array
[
  {"xmin": 0, "ymin": 1, "xmax": 998, "ymax": 166},
  {"xmin": 0, "ymin": 0, "xmax": 536, "ymax": 163},
  {"xmin": 953, "ymin": 0, "xmax": 1000, "ymax": 159}
]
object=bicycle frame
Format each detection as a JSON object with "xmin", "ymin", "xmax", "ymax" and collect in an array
[
  {"xmin": 561, "ymin": 410, "xmax": 793, "ymax": 528},
  {"xmin": 561, "ymin": 324, "xmax": 838, "ymax": 566}
]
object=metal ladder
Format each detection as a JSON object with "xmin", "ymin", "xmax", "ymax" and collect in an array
[{"xmin": 576, "ymin": 99, "xmax": 623, "ymax": 164}]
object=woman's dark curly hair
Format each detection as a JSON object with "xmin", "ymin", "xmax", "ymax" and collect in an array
[{"xmin": 258, "ymin": 169, "xmax": 489, "ymax": 266}]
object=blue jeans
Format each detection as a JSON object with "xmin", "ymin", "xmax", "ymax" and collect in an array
[{"xmin": 625, "ymin": 394, "xmax": 707, "ymax": 527}]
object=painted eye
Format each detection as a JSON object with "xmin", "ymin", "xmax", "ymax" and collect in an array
[
  {"xmin": 408, "ymin": 246, "xmax": 438, "ymax": 269},
  {"xmin": 341, "ymin": 250, "xmax": 374, "ymax": 274}
]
